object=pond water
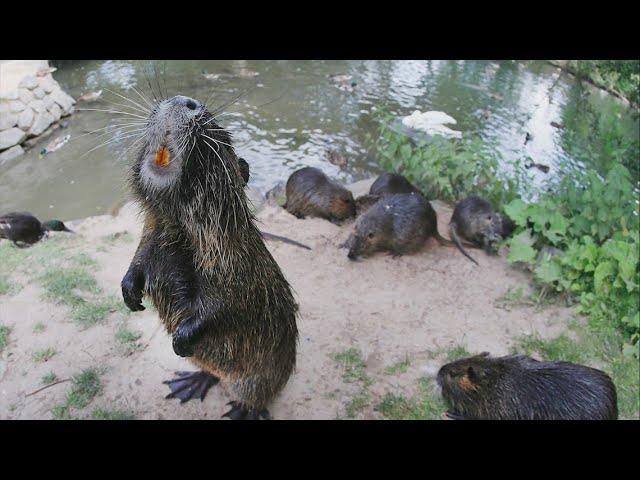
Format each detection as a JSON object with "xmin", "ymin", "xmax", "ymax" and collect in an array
[{"xmin": 1, "ymin": 60, "xmax": 637, "ymax": 221}]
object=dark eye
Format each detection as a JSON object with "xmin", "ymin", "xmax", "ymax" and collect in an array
[
  {"xmin": 368, "ymin": 232, "xmax": 375, "ymax": 239},
  {"xmin": 186, "ymin": 99, "xmax": 197, "ymax": 110}
]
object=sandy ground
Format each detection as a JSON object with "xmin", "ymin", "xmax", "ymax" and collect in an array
[{"xmin": 0, "ymin": 179, "xmax": 575, "ymax": 419}]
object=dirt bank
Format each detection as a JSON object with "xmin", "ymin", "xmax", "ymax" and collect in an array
[{"xmin": 0, "ymin": 179, "xmax": 575, "ymax": 419}]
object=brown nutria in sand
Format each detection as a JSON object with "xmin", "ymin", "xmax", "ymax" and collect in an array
[
  {"xmin": 353, "ymin": 173, "xmax": 423, "ymax": 217},
  {"xmin": 284, "ymin": 167, "xmax": 356, "ymax": 223},
  {"xmin": 121, "ymin": 94, "xmax": 299, "ymax": 420},
  {"xmin": 449, "ymin": 196, "xmax": 506, "ymax": 265},
  {"xmin": 369, "ymin": 172, "xmax": 422, "ymax": 196},
  {"xmin": 437, "ymin": 352, "xmax": 618, "ymax": 420},
  {"xmin": 344, "ymin": 192, "xmax": 453, "ymax": 260}
]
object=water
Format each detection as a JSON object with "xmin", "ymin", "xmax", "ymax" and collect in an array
[{"xmin": 1, "ymin": 60, "xmax": 637, "ymax": 221}]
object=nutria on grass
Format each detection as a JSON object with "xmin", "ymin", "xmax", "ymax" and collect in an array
[
  {"xmin": 437, "ymin": 352, "xmax": 618, "ymax": 420},
  {"xmin": 344, "ymin": 192, "xmax": 453, "ymax": 260},
  {"xmin": 448, "ymin": 196, "xmax": 506, "ymax": 265},
  {"xmin": 284, "ymin": 167, "xmax": 356, "ymax": 223},
  {"xmin": 121, "ymin": 94, "xmax": 298, "ymax": 420}
]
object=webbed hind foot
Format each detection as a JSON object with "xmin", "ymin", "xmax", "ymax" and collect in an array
[
  {"xmin": 163, "ymin": 370, "xmax": 219, "ymax": 403},
  {"xmin": 222, "ymin": 401, "xmax": 272, "ymax": 420}
]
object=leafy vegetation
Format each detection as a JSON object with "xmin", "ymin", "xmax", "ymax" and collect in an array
[
  {"xmin": 32, "ymin": 348, "xmax": 57, "ymax": 362},
  {"xmin": 91, "ymin": 408, "xmax": 136, "ymax": 420},
  {"xmin": 333, "ymin": 348, "xmax": 373, "ymax": 418},
  {"xmin": 115, "ymin": 323, "xmax": 142, "ymax": 355},
  {"xmin": 560, "ymin": 60, "xmax": 640, "ymax": 106},
  {"xmin": 41, "ymin": 372, "xmax": 58, "ymax": 384}
]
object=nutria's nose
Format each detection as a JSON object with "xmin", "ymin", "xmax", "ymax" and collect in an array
[
  {"xmin": 173, "ymin": 95, "xmax": 198, "ymax": 110},
  {"xmin": 347, "ymin": 251, "xmax": 358, "ymax": 261}
]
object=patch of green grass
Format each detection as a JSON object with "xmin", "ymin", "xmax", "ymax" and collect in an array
[
  {"xmin": 0, "ymin": 325, "xmax": 11, "ymax": 353},
  {"xmin": 32, "ymin": 347, "xmax": 57, "ymax": 362},
  {"xmin": 333, "ymin": 348, "xmax": 372, "ymax": 385},
  {"xmin": 42, "ymin": 372, "xmax": 58, "ymax": 384},
  {"xmin": 101, "ymin": 231, "xmax": 133, "ymax": 244},
  {"xmin": 67, "ymin": 368, "xmax": 102, "ymax": 410},
  {"xmin": 0, "ymin": 275, "xmax": 10, "ymax": 295},
  {"xmin": 513, "ymin": 327, "xmax": 640, "ymax": 419},
  {"xmin": 71, "ymin": 253, "xmax": 98, "ymax": 267},
  {"xmin": 333, "ymin": 348, "xmax": 374, "ymax": 418},
  {"xmin": 345, "ymin": 392, "xmax": 371, "ymax": 419},
  {"xmin": 115, "ymin": 324, "xmax": 142, "ymax": 355},
  {"xmin": 71, "ymin": 299, "xmax": 118, "ymax": 327},
  {"xmin": 377, "ymin": 379, "xmax": 447, "ymax": 420},
  {"xmin": 446, "ymin": 344, "xmax": 472, "ymax": 362},
  {"xmin": 91, "ymin": 408, "xmax": 136, "ymax": 420},
  {"xmin": 384, "ymin": 355, "xmax": 411, "ymax": 375},
  {"xmin": 39, "ymin": 267, "xmax": 98, "ymax": 305},
  {"xmin": 51, "ymin": 404, "xmax": 72, "ymax": 420},
  {"xmin": 33, "ymin": 322, "xmax": 46, "ymax": 333}
]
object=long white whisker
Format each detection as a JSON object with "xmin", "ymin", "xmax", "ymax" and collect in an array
[
  {"xmin": 76, "ymin": 108, "xmax": 147, "ymax": 119},
  {"xmin": 103, "ymin": 87, "xmax": 150, "ymax": 114}
]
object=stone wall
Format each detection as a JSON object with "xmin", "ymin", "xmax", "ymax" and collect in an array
[{"xmin": 0, "ymin": 61, "xmax": 76, "ymax": 163}]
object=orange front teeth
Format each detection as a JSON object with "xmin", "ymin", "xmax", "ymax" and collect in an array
[{"xmin": 154, "ymin": 145, "xmax": 170, "ymax": 167}]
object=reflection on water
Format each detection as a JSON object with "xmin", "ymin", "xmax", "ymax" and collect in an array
[{"xmin": 0, "ymin": 60, "xmax": 637, "ymax": 220}]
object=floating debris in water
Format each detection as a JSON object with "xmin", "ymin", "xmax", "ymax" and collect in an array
[
  {"xmin": 40, "ymin": 134, "xmax": 71, "ymax": 156},
  {"xmin": 550, "ymin": 121, "xmax": 565, "ymax": 129},
  {"xmin": 328, "ymin": 74, "xmax": 356, "ymax": 92},
  {"xmin": 77, "ymin": 90, "xmax": 103, "ymax": 103},
  {"xmin": 401, "ymin": 110, "xmax": 462, "ymax": 139}
]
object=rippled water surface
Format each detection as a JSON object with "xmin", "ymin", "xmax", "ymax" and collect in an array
[{"xmin": 1, "ymin": 60, "xmax": 637, "ymax": 220}]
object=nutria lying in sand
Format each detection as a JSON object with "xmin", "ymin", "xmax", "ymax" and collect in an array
[
  {"xmin": 284, "ymin": 167, "xmax": 356, "ymax": 223},
  {"xmin": 369, "ymin": 172, "xmax": 422, "ymax": 197},
  {"xmin": 121, "ymin": 94, "xmax": 299, "ymax": 420},
  {"xmin": 344, "ymin": 192, "xmax": 453, "ymax": 260},
  {"xmin": 354, "ymin": 173, "xmax": 423, "ymax": 217},
  {"xmin": 437, "ymin": 352, "xmax": 618, "ymax": 420},
  {"xmin": 448, "ymin": 196, "xmax": 506, "ymax": 265}
]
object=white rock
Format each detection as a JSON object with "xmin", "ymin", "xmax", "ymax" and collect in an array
[
  {"xmin": 44, "ymin": 95, "xmax": 56, "ymax": 110},
  {"xmin": 0, "ymin": 90, "xmax": 19, "ymax": 101},
  {"xmin": 49, "ymin": 103, "xmax": 62, "ymax": 122},
  {"xmin": 0, "ymin": 127, "xmax": 27, "ymax": 149},
  {"xmin": 32, "ymin": 87, "xmax": 45, "ymax": 99},
  {"xmin": 18, "ymin": 75, "xmax": 39, "ymax": 90},
  {"xmin": 61, "ymin": 105, "xmax": 74, "ymax": 117},
  {"xmin": 51, "ymin": 89, "xmax": 74, "ymax": 112},
  {"xmin": 18, "ymin": 87, "xmax": 34, "ymax": 104},
  {"xmin": 0, "ymin": 112, "xmax": 18, "ymax": 130},
  {"xmin": 29, "ymin": 112, "xmax": 54, "ymax": 136},
  {"xmin": 0, "ymin": 102, "xmax": 8, "ymax": 114},
  {"xmin": 29, "ymin": 99, "xmax": 46, "ymax": 113},
  {"xmin": 39, "ymin": 75, "xmax": 56, "ymax": 94},
  {"xmin": 18, "ymin": 108, "xmax": 34, "ymax": 130},
  {"xmin": 0, "ymin": 144, "xmax": 24, "ymax": 163},
  {"xmin": 8, "ymin": 100, "xmax": 25, "ymax": 113}
]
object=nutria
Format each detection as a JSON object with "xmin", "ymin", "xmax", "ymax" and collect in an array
[
  {"xmin": 121, "ymin": 94, "xmax": 299, "ymax": 420},
  {"xmin": 369, "ymin": 172, "xmax": 422, "ymax": 197},
  {"xmin": 344, "ymin": 192, "xmax": 453, "ymax": 260},
  {"xmin": 284, "ymin": 167, "xmax": 356, "ymax": 223},
  {"xmin": 437, "ymin": 352, "xmax": 618, "ymax": 420},
  {"xmin": 448, "ymin": 196, "xmax": 505, "ymax": 265}
]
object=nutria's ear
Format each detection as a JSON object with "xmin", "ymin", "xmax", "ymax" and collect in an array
[
  {"xmin": 479, "ymin": 351, "xmax": 490, "ymax": 357},
  {"xmin": 467, "ymin": 366, "xmax": 478, "ymax": 380}
]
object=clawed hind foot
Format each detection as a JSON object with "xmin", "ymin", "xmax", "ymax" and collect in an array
[
  {"xmin": 163, "ymin": 370, "xmax": 219, "ymax": 403},
  {"xmin": 222, "ymin": 401, "xmax": 271, "ymax": 420}
]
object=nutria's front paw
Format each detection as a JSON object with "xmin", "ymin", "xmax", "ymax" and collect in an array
[
  {"xmin": 172, "ymin": 332, "xmax": 195, "ymax": 358},
  {"xmin": 121, "ymin": 269, "xmax": 145, "ymax": 312}
]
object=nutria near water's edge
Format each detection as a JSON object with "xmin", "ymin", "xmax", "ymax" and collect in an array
[
  {"xmin": 121, "ymin": 94, "xmax": 299, "ymax": 420},
  {"xmin": 284, "ymin": 166, "xmax": 356, "ymax": 223},
  {"xmin": 369, "ymin": 172, "xmax": 422, "ymax": 197},
  {"xmin": 448, "ymin": 196, "xmax": 505, "ymax": 265},
  {"xmin": 437, "ymin": 352, "xmax": 618, "ymax": 420},
  {"xmin": 344, "ymin": 192, "xmax": 453, "ymax": 260}
]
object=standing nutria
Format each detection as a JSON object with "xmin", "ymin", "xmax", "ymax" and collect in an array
[
  {"xmin": 284, "ymin": 167, "xmax": 356, "ymax": 223},
  {"xmin": 369, "ymin": 172, "xmax": 422, "ymax": 197},
  {"xmin": 344, "ymin": 192, "xmax": 453, "ymax": 260},
  {"xmin": 437, "ymin": 352, "xmax": 618, "ymax": 420},
  {"xmin": 121, "ymin": 94, "xmax": 299, "ymax": 420},
  {"xmin": 449, "ymin": 196, "xmax": 505, "ymax": 265}
]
